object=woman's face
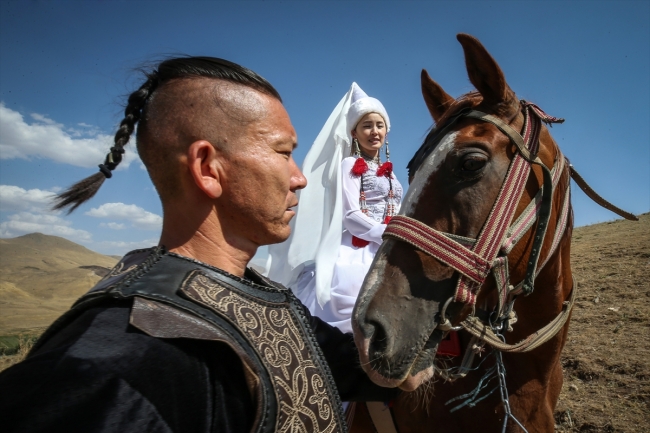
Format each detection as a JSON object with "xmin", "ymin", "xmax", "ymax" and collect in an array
[{"xmin": 352, "ymin": 112, "xmax": 386, "ymax": 157}]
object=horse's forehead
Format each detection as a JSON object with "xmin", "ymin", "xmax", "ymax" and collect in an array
[{"xmin": 402, "ymin": 131, "xmax": 458, "ymax": 215}]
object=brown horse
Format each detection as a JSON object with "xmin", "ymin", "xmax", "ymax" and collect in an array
[{"xmin": 351, "ymin": 34, "xmax": 636, "ymax": 433}]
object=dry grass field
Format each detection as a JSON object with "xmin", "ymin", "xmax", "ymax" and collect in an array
[
  {"xmin": 0, "ymin": 217, "xmax": 648, "ymax": 430},
  {"xmin": 554, "ymin": 213, "xmax": 649, "ymax": 432}
]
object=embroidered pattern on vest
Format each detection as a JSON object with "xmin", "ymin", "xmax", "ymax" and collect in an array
[{"xmin": 181, "ymin": 270, "xmax": 342, "ymax": 433}]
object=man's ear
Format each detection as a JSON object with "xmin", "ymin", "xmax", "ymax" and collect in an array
[{"xmin": 187, "ymin": 140, "xmax": 222, "ymax": 199}]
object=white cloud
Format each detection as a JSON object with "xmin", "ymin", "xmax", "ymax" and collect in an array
[
  {"xmin": 0, "ymin": 185, "xmax": 91, "ymax": 243},
  {"xmin": 30, "ymin": 113, "xmax": 60, "ymax": 126},
  {"xmin": 0, "ymin": 185, "xmax": 56, "ymax": 212},
  {"xmin": 98, "ymin": 238, "xmax": 158, "ymax": 250},
  {"xmin": 0, "ymin": 102, "xmax": 140, "ymax": 169},
  {"xmin": 86, "ymin": 202, "xmax": 162, "ymax": 231},
  {"xmin": 8, "ymin": 212, "xmax": 62, "ymax": 225},
  {"xmin": 95, "ymin": 237, "xmax": 159, "ymax": 256},
  {"xmin": 100, "ymin": 222, "xmax": 126, "ymax": 230},
  {"xmin": 0, "ymin": 211, "xmax": 92, "ymax": 242}
]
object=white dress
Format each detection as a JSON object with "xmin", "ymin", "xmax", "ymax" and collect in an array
[{"xmin": 293, "ymin": 156, "xmax": 403, "ymax": 333}]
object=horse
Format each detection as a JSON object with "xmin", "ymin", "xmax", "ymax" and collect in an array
[{"xmin": 350, "ymin": 34, "xmax": 638, "ymax": 433}]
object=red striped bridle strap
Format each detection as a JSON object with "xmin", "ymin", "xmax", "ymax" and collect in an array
[
  {"xmin": 501, "ymin": 153, "xmax": 565, "ymax": 255},
  {"xmin": 382, "ymin": 216, "xmax": 491, "ymax": 285}
]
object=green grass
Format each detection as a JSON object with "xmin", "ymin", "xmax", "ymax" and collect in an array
[
  {"xmin": 0, "ymin": 333, "xmax": 40, "ymax": 355},
  {"xmin": 0, "ymin": 331, "xmax": 42, "ymax": 372}
]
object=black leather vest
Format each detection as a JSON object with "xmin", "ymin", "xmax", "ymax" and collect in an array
[{"xmin": 37, "ymin": 247, "xmax": 347, "ymax": 433}]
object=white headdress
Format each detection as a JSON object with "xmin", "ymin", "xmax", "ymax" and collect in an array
[
  {"xmin": 265, "ymin": 83, "xmax": 388, "ymax": 307},
  {"xmin": 347, "ymin": 83, "xmax": 390, "ymax": 133}
]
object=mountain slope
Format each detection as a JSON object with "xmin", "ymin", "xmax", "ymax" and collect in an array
[{"xmin": 0, "ymin": 233, "xmax": 118, "ymax": 332}]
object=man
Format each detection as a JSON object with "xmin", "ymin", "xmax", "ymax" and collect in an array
[{"xmin": 0, "ymin": 57, "xmax": 394, "ymax": 432}]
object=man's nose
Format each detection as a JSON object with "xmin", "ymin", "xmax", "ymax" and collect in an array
[{"xmin": 290, "ymin": 157, "xmax": 307, "ymax": 191}]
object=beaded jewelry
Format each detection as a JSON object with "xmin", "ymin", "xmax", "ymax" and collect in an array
[{"xmin": 349, "ymin": 142, "xmax": 397, "ymax": 248}]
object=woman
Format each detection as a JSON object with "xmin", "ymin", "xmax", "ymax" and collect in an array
[{"xmin": 266, "ymin": 83, "xmax": 403, "ymax": 334}]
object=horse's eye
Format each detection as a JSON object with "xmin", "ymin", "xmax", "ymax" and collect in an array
[{"xmin": 461, "ymin": 155, "xmax": 487, "ymax": 172}]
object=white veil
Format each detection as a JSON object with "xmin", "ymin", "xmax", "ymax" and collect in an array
[{"xmin": 266, "ymin": 83, "xmax": 358, "ymax": 307}]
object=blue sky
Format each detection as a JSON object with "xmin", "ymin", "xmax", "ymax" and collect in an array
[{"xmin": 0, "ymin": 0, "xmax": 648, "ymax": 260}]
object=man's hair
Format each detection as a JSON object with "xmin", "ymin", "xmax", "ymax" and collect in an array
[{"xmin": 53, "ymin": 57, "xmax": 281, "ymax": 213}]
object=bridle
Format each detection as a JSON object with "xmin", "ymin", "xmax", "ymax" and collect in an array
[{"xmin": 382, "ymin": 100, "xmax": 637, "ymax": 354}]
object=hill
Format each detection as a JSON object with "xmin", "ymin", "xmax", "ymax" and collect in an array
[{"xmin": 0, "ymin": 233, "xmax": 118, "ymax": 333}]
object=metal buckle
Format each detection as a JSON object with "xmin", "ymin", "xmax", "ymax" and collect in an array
[{"xmin": 437, "ymin": 297, "xmax": 466, "ymax": 332}]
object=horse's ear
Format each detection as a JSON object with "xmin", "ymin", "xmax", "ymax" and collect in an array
[
  {"xmin": 421, "ymin": 69, "xmax": 454, "ymax": 123},
  {"xmin": 457, "ymin": 34, "xmax": 515, "ymax": 107}
]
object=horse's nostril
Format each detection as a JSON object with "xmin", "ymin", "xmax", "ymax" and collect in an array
[{"xmin": 368, "ymin": 320, "xmax": 388, "ymax": 357}]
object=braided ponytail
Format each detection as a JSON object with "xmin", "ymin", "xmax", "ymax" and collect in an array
[{"xmin": 52, "ymin": 73, "xmax": 159, "ymax": 213}]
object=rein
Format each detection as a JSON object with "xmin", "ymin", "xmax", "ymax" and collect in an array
[{"xmin": 383, "ymin": 101, "xmax": 637, "ymax": 354}]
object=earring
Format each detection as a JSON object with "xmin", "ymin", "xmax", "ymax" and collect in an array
[
  {"xmin": 376, "ymin": 136, "xmax": 393, "ymax": 178},
  {"xmin": 353, "ymin": 138, "xmax": 361, "ymax": 156}
]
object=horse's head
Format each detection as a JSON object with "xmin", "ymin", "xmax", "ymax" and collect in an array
[{"xmin": 352, "ymin": 34, "xmax": 563, "ymax": 391}]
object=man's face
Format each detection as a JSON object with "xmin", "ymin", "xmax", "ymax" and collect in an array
[{"xmin": 217, "ymin": 93, "xmax": 306, "ymax": 246}]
